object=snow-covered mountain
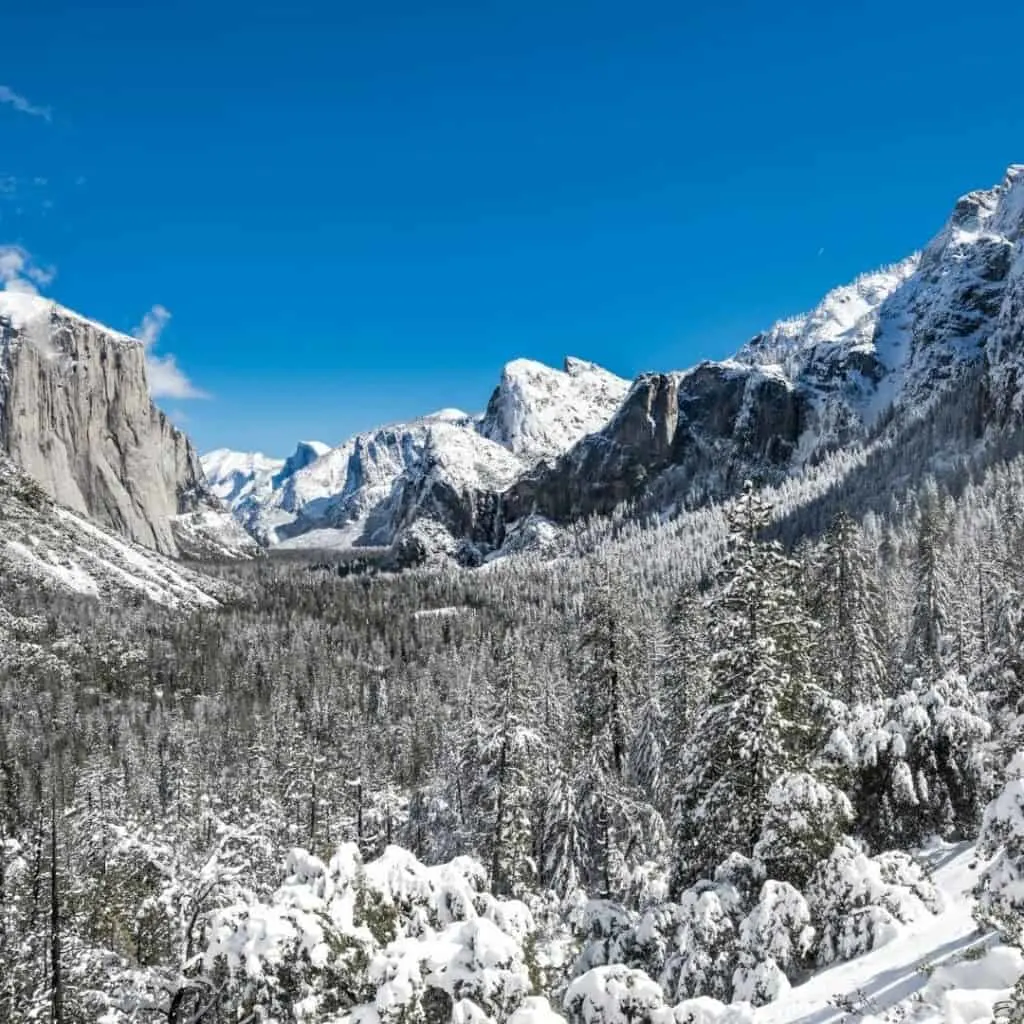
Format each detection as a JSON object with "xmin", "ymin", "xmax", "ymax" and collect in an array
[
  {"xmin": 202, "ymin": 167, "xmax": 1024, "ymax": 563},
  {"xmin": 479, "ymin": 356, "xmax": 631, "ymax": 461},
  {"xmin": 204, "ymin": 357, "xmax": 629, "ymax": 554},
  {"xmin": 505, "ymin": 164, "xmax": 1024, "ymax": 530},
  {"xmin": 0, "ymin": 289, "xmax": 255, "ymax": 561},
  {"xmin": 202, "ymin": 448, "xmax": 287, "ymax": 507}
]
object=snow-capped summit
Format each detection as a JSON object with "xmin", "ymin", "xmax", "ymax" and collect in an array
[
  {"xmin": 279, "ymin": 440, "xmax": 330, "ymax": 480},
  {"xmin": 202, "ymin": 449, "xmax": 286, "ymax": 506},
  {"xmin": 478, "ymin": 356, "xmax": 630, "ymax": 461}
]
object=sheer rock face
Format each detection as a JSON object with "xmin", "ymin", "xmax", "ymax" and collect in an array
[{"xmin": 0, "ymin": 298, "xmax": 238, "ymax": 558}]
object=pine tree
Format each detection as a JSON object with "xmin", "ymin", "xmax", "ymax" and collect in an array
[
  {"xmin": 906, "ymin": 482, "xmax": 953, "ymax": 675},
  {"xmin": 467, "ymin": 634, "xmax": 541, "ymax": 895},
  {"xmin": 662, "ymin": 584, "xmax": 710, "ymax": 777},
  {"xmin": 812, "ymin": 511, "xmax": 889, "ymax": 704},
  {"xmin": 673, "ymin": 484, "xmax": 824, "ymax": 887},
  {"xmin": 629, "ymin": 686, "xmax": 667, "ymax": 806}
]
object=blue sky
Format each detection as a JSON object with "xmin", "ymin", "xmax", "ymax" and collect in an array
[{"xmin": 2, "ymin": 0, "xmax": 1023, "ymax": 455}]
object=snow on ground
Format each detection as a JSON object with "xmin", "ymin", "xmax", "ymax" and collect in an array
[
  {"xmin": 413, "ymin": 606, "xmax": 468, "ymax": 619},
  {"xmin": 756, "ymin": 842, "xmax": 998, "ymax": 1024},
  {"xmin": 274, "ymin": 526, "xmax": 363, "ymax": 550}
]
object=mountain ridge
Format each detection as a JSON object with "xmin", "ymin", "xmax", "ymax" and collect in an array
[
  {"xmin": 5, "ymin": 165, "xmax": 1024, "ymax": 570},
  {"xmin": 202, "ymin": 355, "xmax": 631, "ymax": 554}
]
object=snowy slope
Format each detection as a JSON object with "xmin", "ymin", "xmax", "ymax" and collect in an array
[
  {"xmin": 0, "ymin": 457, "xmax": 223, "ymax": 608},
  {"xmin": 756, "ymin": 842, "xmax": 993, "ymax": 1024},
  {"xmin": 506, "ymin": 165, "xmax": 1024, "ymax": 534},
  {"xmin": 738, "ymin": 164, "xmax": 1024, "ymax": 444}
]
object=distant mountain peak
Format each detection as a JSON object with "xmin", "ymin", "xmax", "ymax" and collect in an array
[{"xmin": 479, "ymin": 355, "xmax": 630, "ymax": 461}]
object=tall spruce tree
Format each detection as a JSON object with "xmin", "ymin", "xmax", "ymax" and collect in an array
[
  {"xmin": 467, "ymin": 634, "xmax": 541, "ymax": 895},
  {"xmin": 812, "ymin": 511, "xmax": 888, "ymax": 705},
  {"xmin": 906, "ymin": 482, "xmax": 953, "ymax": 675},
  {"xmin": 673, "ymin": 484, "xmax": 823, "ymax": 888}
]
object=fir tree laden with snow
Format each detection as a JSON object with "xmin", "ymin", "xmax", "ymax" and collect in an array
[
  {"xmin": 542, "ymin": 571, "xmax": 664, "ymax": 900},
  {"xmin": 673, "ymin": 484, "xmax": 826, "ymax": 888},
  {"xmin": 811, "ymin": 511, "xmax": 889, "ymax": 705},
  {"xmin": 469, "ymin": 634, "xmax": 543, "ymax": 896}
]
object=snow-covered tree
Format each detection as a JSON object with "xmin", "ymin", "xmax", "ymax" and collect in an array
[
  {"xmin": 752, "ymin": 772, "xmax": 853, "ymax": 889},
  {"xmin": 673, "ymin": 485, "xmax": 825, "ymax": 885},
  {"xmin": 811, "ymin": 511, "xmax": 889, "ymax": 704},
  {"xmin": 469, "ymin": 635, "xmax": 543, "ymax": 895}
]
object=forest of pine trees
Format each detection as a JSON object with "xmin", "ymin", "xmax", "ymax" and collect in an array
[{"xmin": 4, "ymin": 446, "xmax": 1024, "ymax": 1022}]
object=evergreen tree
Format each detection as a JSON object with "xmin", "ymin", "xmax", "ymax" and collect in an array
[
  {"xmin": 812, "ymin": 511, "xmax": 889, "ymax": 704},
  {"xmin": 673, "ymin": 484, "xmax": 824, "ymax": 887},
  {"xmin": 467, "ymin": 635, "xmax": 541, "ymax": 895},
  {"xmin": 906, "ymin": 481, "xmax": 953, "ymax": 675}
]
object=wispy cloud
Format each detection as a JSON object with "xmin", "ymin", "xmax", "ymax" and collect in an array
[
  {"xmin": 0, "ymin": 85, "xmax": 51, "ymax": 121},
  {"xmin": 132, "ymin": 304, "xmax": 208, "ymax": 400},
  {"xmin": 0, "ymin": 244, "xmax": 55, "ymax": 293}
]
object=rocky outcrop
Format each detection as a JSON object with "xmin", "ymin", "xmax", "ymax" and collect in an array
[
  {"xmin": 0, "ymin": 293, "xmax": 250, "ymax": 558},
  {"xmin": 478, "ymin": 357, "xmax": 629, "ymax": 461}
]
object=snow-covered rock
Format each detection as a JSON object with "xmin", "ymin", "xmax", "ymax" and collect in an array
[
  {"xmin": 201, "ymin": 447, "xmax": 286, "ymax": 507},
  {"xmin": 0, "ymin": 291, "xmax": 252, "ymax": 560},
  {"xmin": 479, "ymin": 357, "xmax": 630, "ymax": 462}
]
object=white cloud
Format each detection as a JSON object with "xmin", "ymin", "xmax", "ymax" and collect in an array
[
  {"xmin": 132, "ymin": 304, "xmax": 208, "ymax": 400},
  {"xmin": 133, "ymin": 303, "xmax": 172, "ymax": 347},
  {"xmin": 0, "ymin": 85, "xmax": 51, "ymax": 121},
  {"xmin": 0, "ymin": 244, "xmax": 54, "ymax": 294}
]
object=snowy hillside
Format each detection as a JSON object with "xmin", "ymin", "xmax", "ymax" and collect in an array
[
  {"xmin": 0, "ymin": 456, "xmax": 223, "ymax": 608},
  {"xmin": 737, "ymin": 164, "xmax": 1024, "ymax": 441}
]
